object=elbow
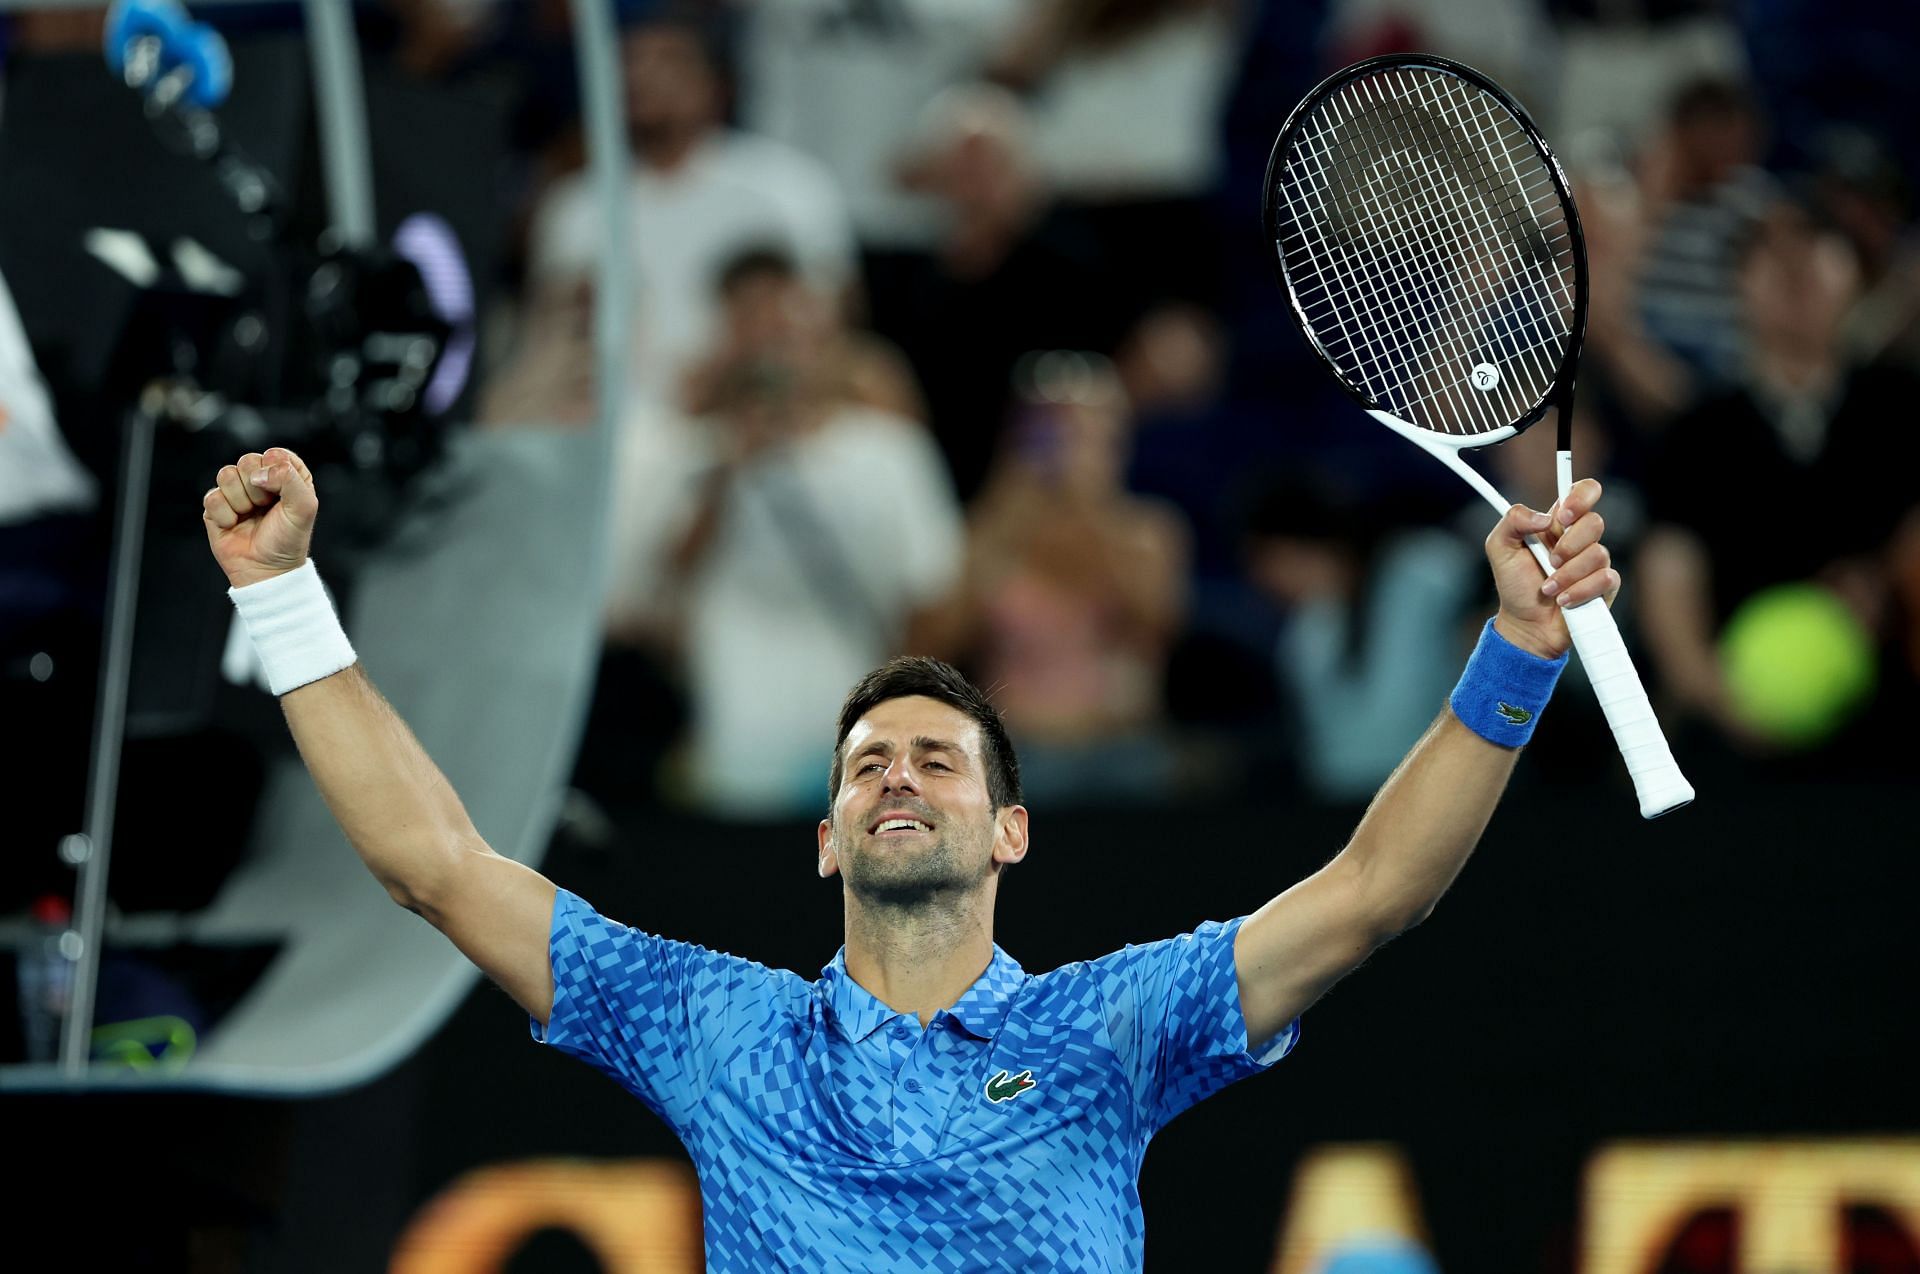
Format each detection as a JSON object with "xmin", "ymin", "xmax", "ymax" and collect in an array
[
  {"xmin": 379, "ymin": 831, "xmax": 484, "ymax": 921},
  {"xmin": 1362, "ymin": 886, "xmax": 1438, "ymax": 945},
  {"xmin": 381, "ymin": 876, "xmax": 425, "ymax": 915},
  {"xmin": 1391, "ymin": 898, "xmax": 1439, "ymax": 936}
]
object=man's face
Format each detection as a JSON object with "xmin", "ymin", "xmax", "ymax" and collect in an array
[
  {"xmin": 817, "ymin": 696, "xmax": 1026, "ymax": 908},
  {"xmin": 622, "ymin": 26, "xmax": 721, "ymax": 138},
  {"xmin": 1739, "ymin": 215, "xmax": 1860, "ymax": 353}
]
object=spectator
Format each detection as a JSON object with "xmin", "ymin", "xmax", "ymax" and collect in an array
[
  {"xmin": 738, "ymin": 0, "xmax": 1023, "ymax": 256},
  {"xmin": 0, "ymin": 265, "xmax": 103, "ymax": 911},
  {"xmin": 880, "ymin": 85, "xmax": 1140, "ymax": 497},
  {"xmin": 681, "ymin": 248, "xmax": 925, "ymax": 424},
  {"xmin": 989, "ymin": 0, "xmax": 1244, "ymax": 310},
  {"xmin": 668, "ymin": 262, "xmax": 962, "ymax": 818},
  {"xmin": 992, "ymin": 0, "xmax": 1237, "ymax": 203},
  {"xmin": 1247, "ymin": 479, "xmax": 1479, "ymax": 803},
  {"xmin": 1637, "ymin": 202, "xmax": 1920, "ymax": 750},
  {"xmin": 1631, "ymin": 77, "xmax": 1777, "ymax": 396},
  {"xmin": 0, "ymin": 268, "xmax": 96, "ymax": 547},
  {"xmin": 1324, "ymin": 0, "xmax": 1557, "ymax": 129},
  {"xmin": 935, "ymin": 351, "xmax": 1189, "ymax": 803},
  {"xmin": 1813, "ymin": 128, "xmax": 1920, "ymax": 373},
  {"xmin": 523, "ymin": 5, "xmax": 857, "ymax": 404}
]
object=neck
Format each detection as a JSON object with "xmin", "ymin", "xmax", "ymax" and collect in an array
[
  {"xmin": 634, "ymin": 125, "xmax": 704, "ymax": 174},
  {"xmin": 842, "ymin": 886, "xmax": 995, "ymax": 1027},
  {"xmin": 943, "ymin": 187, "xmax": 1042, "ymax": 280},
  {"xmin": 1750, "ymin": 341, "xmax": 1838, "ymax": 395}
]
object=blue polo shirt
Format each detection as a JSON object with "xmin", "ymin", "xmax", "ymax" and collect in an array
[{"xmin": 533, "ymin": 888, "xmax": 1298, "ymax": 1272}]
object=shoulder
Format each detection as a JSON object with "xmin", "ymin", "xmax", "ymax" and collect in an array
[
  {"xmin": 531, "ymin": 169, "xmax": 593, "ymax": 221},
  {"xmin": 554, "ymin": 891, "xmax": 809, "ymax": 1005},
  {"xmin": 816, "ymin": 407, "xmax": 951, "ymax": 472},
  {"xmin": 715, "ymin": 131, "xmax": 843, "ymax": 202},
  {"xmin": 1114, "ymin": 493, "xmax": 1190, "ymax": 552},
  {"xmin": 1054, "ymin": 918, "xmax": 1249, "ymax": 990}
]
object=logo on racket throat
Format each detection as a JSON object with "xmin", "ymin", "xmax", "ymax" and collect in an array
[
  {"xmin": 1495, "ymin": 702, "xmax": 1533, "ymax": 726},
  {"xmin": 1470, "ymin": 363, "xmax": 1501, "ymax": 392}
]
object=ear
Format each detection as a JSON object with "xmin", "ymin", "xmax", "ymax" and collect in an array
[
  {"xmin": 991, "ymin": 805, "xmax": 1030, "ymax": 868},
  {"xmin": 817, "ymin": 817, "xmax": 840, "ymax": 879}
]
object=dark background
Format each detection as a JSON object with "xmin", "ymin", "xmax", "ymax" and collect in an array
[{"xmin": 11, "ymin": 748, "xmax": 1916, "ymax": 1272}]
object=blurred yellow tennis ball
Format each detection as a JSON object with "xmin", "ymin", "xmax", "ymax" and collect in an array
[{"xmin": 1719, "ymin": 583, "xmax": 1876, "ymax": 746}]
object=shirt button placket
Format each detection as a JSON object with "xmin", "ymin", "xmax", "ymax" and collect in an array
[{"xmin": 894, "ymin": 1058, "xmax": 940, "ymax": 1157}]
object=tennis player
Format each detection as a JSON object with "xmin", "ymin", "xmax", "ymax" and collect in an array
[{"xmin": 204, "ymin": 445, "xmax": 1617, "ymax": 1270}]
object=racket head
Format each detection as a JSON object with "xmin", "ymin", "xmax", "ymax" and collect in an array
[{"xmin": 1263, "ymin": 54, "xmax": 1588, "ymax": 446}]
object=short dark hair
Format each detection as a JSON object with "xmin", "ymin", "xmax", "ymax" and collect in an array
[
  {"xmin": 621, "ymin": 2, "xmax": 733, "ymax": 82},
  {"xmin": 1667, "ymin": 77, "xmax": 1756, "ymax": 128},
  {"xmin": 830, "ymin": 657, "xmax": 1022, "ymax": 812},
  {"xmin": 716, "ymin": 244, "xmax": 798, "ymax": 299}
]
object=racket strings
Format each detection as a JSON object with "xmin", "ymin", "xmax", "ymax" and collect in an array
[
  {"xmin": 1272, "ymin": 65, "xmax": 1578, "ymax": 437},
  {"xmin": 1429, "ymin": 74, "xmax": 1576, "ymax": 382},
  {"xmin": 1282, "ymin": 113, "xmax": 1510, "ymax": 434},
  {"xmin": 1282, "ymin": 103, "xmax": 1520, "ymax": 434},
  {"xmin": 1315, "ymin": 83, "xmax": 1529, "ymax": 433},
  {"xmin": 1389, "ymin": 75, "xmax": 1570, "ymax": 420},
  {"xmin": 1315, "ymin": 75, "xmax": 1566, "ymax": 430},
  {"xmin": 1279, "ymin": 93, "xmax": 1489, "ymax": 407},
  {"xmin": 1356, "ymin": 71, "xmax": 1573, "ymax": 416}
]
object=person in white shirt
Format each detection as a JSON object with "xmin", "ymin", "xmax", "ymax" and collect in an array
[
  {"xmin": 0, "ymin": 268, "xmax": 96, "ymax": 531},
  {"xmin": 738, "ymin": 0, "xmax": 1023, "ymax": 253},
  {"xmin": 1, "ymin": 264, "xmax": 101, "ymax": 660},
  {"xmin": 667, "ymin": 256, "xmax": 962, "ymax": 818},
  {"xmin": 524, "ymin": 7, "xmax": 858, "ymax": 406}
]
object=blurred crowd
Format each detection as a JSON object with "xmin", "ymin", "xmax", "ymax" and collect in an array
[{"xmin": 5, "ymin": 0, "xmax": 1919, "ymax": 822}]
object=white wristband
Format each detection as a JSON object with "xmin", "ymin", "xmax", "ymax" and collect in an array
[{"xmin": 227, "ymin": 559, "xmax": 357, "ymax": 695}]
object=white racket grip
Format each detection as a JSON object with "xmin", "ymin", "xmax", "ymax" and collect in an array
[{"xmin": 1560, "ymin": 598, "xmax": 1695, "ymax": 818}]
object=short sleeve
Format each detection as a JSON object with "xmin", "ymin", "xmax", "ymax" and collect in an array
[
  {"xmin": 532, "ymin": 888, "xmax": 792, "ymax": 1133},
  {"xmin": 1089, "ymin": 915, "xmax": 1299, "ymax": 1133},
  {"xmin": 525, "ymin": 174, "xmax": 596, "ymax": 283},
  {"xmin": 762, "ymin": 145, "xmax": 858, "ymax": 295},
  {"xmin": 880, "ymin": 424, "xmax": 964, "ymax": 608}
]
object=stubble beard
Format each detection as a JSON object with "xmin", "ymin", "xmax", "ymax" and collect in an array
[{"xmin": 836, "ymin": 819, "xmax": 992, "ymax": 914}]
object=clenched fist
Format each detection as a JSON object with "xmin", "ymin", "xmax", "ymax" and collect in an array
[
  {"xmin": 1485, "ymin": 477, "xmax": 1619, "ymax": 660},
  {"xmin": 202, "ymin": 447, "xmax": 318, "ymax": 588}
]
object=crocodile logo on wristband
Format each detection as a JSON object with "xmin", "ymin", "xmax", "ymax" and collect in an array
[{"xmin": 1494, "ymin": 702, "xmax": 1533, "ymax": 726}]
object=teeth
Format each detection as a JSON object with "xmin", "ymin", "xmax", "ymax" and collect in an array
[{"xmin": 876, "ymin": 819, "xmax": 930, "ymax": 833}]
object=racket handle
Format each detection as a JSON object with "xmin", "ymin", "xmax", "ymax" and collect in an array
[{"xmin": 1560, "ymin": 597, "xmax": 1695, "ymax": 818}]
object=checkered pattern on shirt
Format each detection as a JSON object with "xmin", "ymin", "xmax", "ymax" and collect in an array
[{"xmin": 534, "ymin": 888, "xmax": 1298, "ymax": 1272}]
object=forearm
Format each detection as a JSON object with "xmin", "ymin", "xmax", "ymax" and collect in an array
[
  {"xmin": 1334, "ymin": 709, "xmax": 1518, "ymax": 936},
  {"xmin": 1638, "ymin": 530, "xmax": 1729, "ymax": 712},
  {"xmin": 279, "ymin": 664, "xmax": 480, "ymax": 909},
  {"xmin": 1588, "ymin": 316, "xmax": 1691, "ymax": 425}
]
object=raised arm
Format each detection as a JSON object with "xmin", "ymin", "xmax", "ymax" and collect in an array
[
  {"xmin": 203, "ymin": 447, "xmax": 559, "ymax": 1023},
  {"xmin": 1234, "ymin": 480, "xmax": 1619, "ymax": 1045}
]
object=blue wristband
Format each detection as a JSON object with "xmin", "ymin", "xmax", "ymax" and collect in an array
[{"xmin": 1449, "ymin": 618, "xmax": 1568, "ymax": 747}]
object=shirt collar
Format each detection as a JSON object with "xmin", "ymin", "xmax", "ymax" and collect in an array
[{"xmin": 819, "ymin": 944, "xmax": 1027, "ymax": 1044}]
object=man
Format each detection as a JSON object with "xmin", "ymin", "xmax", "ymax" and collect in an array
[
  {"xmin": 2, "ymin": 264, "xmax": 102, "ymax": 910},
  {"xmin": 665, "ymin": 253, "xmax": 962, "ymax": 816},
  {"xmin": 201, "ymin": 445, "xmax": 1618, "ymax": 1270},
  {"xmin": 1640, "ymin": 200, "xmax": 1919, "ymax": 752},
  {"xmin": 524, "ymin": 6, "xmax": 857, "ymax": 403}
]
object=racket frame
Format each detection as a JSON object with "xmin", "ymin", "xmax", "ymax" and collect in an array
[
  {"xmin": 1262, "ymin": 52, "xmax": 1590, "ymax": 458},
  {"xmin": 1262, "ymin": 53, "xmax": 1695, "ymax": 819}
]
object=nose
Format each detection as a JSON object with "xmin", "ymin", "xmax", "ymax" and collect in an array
[{"xmin": 881, "ymin": 756, "xmax": 922, "ymax": 796}]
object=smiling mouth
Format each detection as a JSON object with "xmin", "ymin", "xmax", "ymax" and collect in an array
[{"xmin": 869, "ymin": 817, "xmax": 935, "ymax": 836}]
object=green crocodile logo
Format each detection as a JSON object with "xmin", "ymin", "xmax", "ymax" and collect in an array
[
  {"xmin": 1494, "ymin": 702, "xmax": 1533, "ymax": 726},
  {"xmin": 984, "ymin": 1068, "xmax": 1037, "ymax": 1103}
]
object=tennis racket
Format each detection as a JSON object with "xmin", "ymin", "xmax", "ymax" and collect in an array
[{"xmin": 1262, "ymin": 53, "xmax": 1693, "ymax": 819}]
